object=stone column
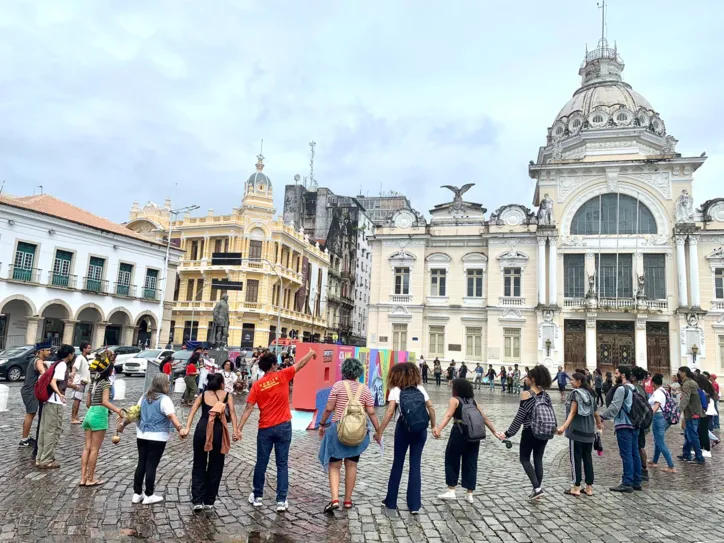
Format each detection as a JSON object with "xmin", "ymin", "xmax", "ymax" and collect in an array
[
  {"xmin": 675, "ymin": 236, "xmax": 688, "ymax": 307},
  {"xmin": 635, "ymin": 314, "xmax": 648, "ymax": 370},
  {"xmin": 122, "ymin": 326, "xmax": 135, "ymax": 346},
  {"xmin": 548, "ymin": 238, "xmax": 558, "ymax": 306},
  {"xmin": 93, "ymin": 322, "xmax": 108, "ymax": 348},
  {"xmin": 537, "ymin": 237, "xmax": 547, "ymax": 305},
  {"xmin": 25, "ymin": 316, "xmax": 42, "ymax": 345},
  {"xmin": 585, "ymin": 313, "xmax": 597, "ymax": 371},
  {"xmin": 688, "ymin": 236, "xmax": 701, "ymax": 308},
  {"xmin": 61, "ymin": 320, "xmax": 77, "ymax": 345}
]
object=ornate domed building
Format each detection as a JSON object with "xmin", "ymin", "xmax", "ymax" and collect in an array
[{"xmin": 367, "ymin": 34, "xmax": 724, "ymax": 375}]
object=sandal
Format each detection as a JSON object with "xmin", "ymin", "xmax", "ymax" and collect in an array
[
  {"xmin": 79, "ymin": 482, "xmax": 87, "ymax": 487},
  {"xmin": 343, "ymin": 501, "xmax": 353, "ymax": 509},
  {"xmin": 85, "ymin": 480, "xmax": 105, "ymax": 487},
  {"xmin": 39, "ymin": 462, "xmax": 60, "ymax": 470},
  {"xmin": 563, "ymin": 488, "xmax": 581, "ymax": 497},
  {"xmin": 324, "ymin": 501, "xmax": 340, "ymax": 514}
]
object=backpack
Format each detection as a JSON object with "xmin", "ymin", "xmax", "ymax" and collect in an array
[
  {"xmin": 337, "ymin": 381, "xmax": 368, "ymax": 446},
  {"xmin": 34, "ymin": 360, "xmax": 63, "ymax": 403},
  {"xmin": 661, "ymin": 389, "xmax": 681, "ymax": 426},
  {"xmin": 698, "ymin": 389, "xmax": 708, "ymax": 411},
  {"xmin": 623, "ymin": 387, "xmax": 654, "ymax": 430},
  {"xmin": 399, "ymin": 387, "xmax": 429, "ymax": 433},
  {"xmin": 530, "ymin": 392, "xmax": 557, "ymax": 440},
  {"xmin": 455, "ymin": 397, "xmax": 486, "ymax": 442}
]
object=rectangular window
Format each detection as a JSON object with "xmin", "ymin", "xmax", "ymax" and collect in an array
[
  {"xmin": 392, "ymin": 324, "xmax": 407, "ymax": 351},
  {"xmin": 720, "ymin": 335, "xmax": 724, "ymax": 371},
  {"xmin": 190, "ymin": 240, "xmax": 199, "ymax": 261},
  {"xmin": 503, "ymin": 268, "xmax": 521, "ymax": 297},
  {"xmin": 643, "ymin": 254, "xmax": 666, "ymax": 300},
  {"xmin": 52, "ymin": 250, "xmax": 73, "ymax": 287},
  {"xmin": 564, "ymin": 254, "xmax": 585, "ymax": 298},
  {"xmin": 394, "ymin": 267, "xmax": 410, "ymax": 295},
  {"xmin": 466, "ymin": 269, "xmax": 483, "ymax": 297},
  {"xmin": 246, "ymin": 279, "xmax": 259, "ymax": 302},
  {"xmin": 117, "ymin": 263, "xmax": 133, "ymax": 295},
  {"xmin": 86, "ymin": 256, "xmax": 105, "ymax": 292},
  {"xmin": 13, "ymin": 242, "xmax": 36, "ymax": 281},
  {"xmin": 186, "ymin": 279, "xmax": 194, "ymax": 301},
  {"xmin": 715, "ymin": 269, "xmax": 724, "ymax": 300},
  {"xmin": 430, "ymin": 269, "xmax": 447, "ymax": 296},
  {"xmin": 195, "ymin": 278, "xmax": 204, "ymax": 301},
  {"xmin": 429, "ymin": 326, "xmax": 445, "ymax": 357},
  {"xmin": 596, "ymin": 254, "xmax": 633, "ymax": 298},
  {"xmin": 183, "ymin": 320, "xmax": 199, "ymax": 342},
  {"xmin": 144, "ymin": 269, "xmax": 159, "ymax": 299},
  {"xmin": 249, "ymin": 240, "xmax": 263, "ymax": 260},
  {"xmin": 466, "ymin": 327, "xmax": 482, "ymax": 359},
  {"xmin": 503, "ymin": 328, "xmax": 521, "ymax": 362}
]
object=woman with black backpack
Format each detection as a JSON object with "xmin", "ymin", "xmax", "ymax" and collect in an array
[
  {"xmin": 496, "ymin": 365, "xmax": 554, "ymax": 501},
  {"xmin": 433, "ymin": 378, "xmax": 501, "ymax": 504},
  {"xmin": 376, "ymin": 363, "xmax": 434, "ymax": 513}
]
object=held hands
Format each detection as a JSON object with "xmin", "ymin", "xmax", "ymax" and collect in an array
[
  {"xmin": 494, "ymin": 431, "xmax": 507, "ymax": 441},
  {"xmin": 234, "ymin": 429, "xmax": 242, "ymax": 442},
  {"xmin": 318, "ymin": 425, "xmax": 326, "ymax": 439},
  {"xmin": 556, "ymin": 426, "xmax": 565, "ymax": 436},
  {"xmin": 432, "ymin": 427, "xmax": 441, "ymax": 439},
  {"xmin": 373, "ymin": 431, "xmax": 382, "ymax": 445},
  {"xmin": 179, "ymin": 428, "xmax": 189, "ymax": 439},
  {"xmin": 596, "ymin": 421, "xmax": 604, "ymax": 431}
]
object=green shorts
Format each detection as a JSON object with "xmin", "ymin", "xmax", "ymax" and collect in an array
[{"xmin": 82, "ymin": 405, "xmax": 109, "ymax": 431}]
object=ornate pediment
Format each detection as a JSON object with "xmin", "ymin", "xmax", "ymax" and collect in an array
[
  {"xmin": 496, "ymin": 250, "xmax": 529, "ymax": 271},
  {"xmin": 706, "ymin": 247, "xmax": 724, "ymax": 271},
  {"xmin": 700, "ymin": 198, "xmax": 724, "ymax": 223},
  {"xmin": 489, "ymin": 204, "xmax": 534, "ymax": 226}
]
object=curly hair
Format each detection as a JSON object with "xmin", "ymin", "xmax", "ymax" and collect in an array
[
  {"xmin": 341, "ymin": 357, "xmax": 364, "ymax": 380},
  {"xmin": 386, "ymin": 362, "xmax": 421, "ymax": 390}
]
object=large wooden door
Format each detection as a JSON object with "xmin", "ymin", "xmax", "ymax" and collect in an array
[
  {"xmin": 597, "ymin": 321, "xmax": 635, "ymax": 374},
  {"xmin": 646, "ymin": 322, "xmax": 670, "ymax": 377},
  {"xmin": 564, "ymin": 320, "xmax": 586, "ymax": 373}
]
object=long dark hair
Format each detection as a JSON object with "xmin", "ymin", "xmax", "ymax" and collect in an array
[
  {"xmin": 452, "ymin": 378, "xmax": 474, "ymax": 399},
  {"xmin": 572, "ymin": 371, "xmax": 593, "ymax": 394},
  {"xmin": 696, "ymin": 374, "xmax": 717, "ymax": 400}
]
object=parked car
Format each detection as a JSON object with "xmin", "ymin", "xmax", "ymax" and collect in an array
[
  {"xmin": 0, "ymin": 345, "xmax": 36, "ymax": 381},
  {"xmin": 122, "ymin": 349, "xmax": 174, "ymax": 376},
  {"xmin": 171, "ymin": 349, "xmax": 194, "ymax": 378}
]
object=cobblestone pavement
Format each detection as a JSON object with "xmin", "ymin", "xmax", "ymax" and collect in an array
[{"xmin": 0, "ymin": 378, "xmax": 722, "ymax": 543}]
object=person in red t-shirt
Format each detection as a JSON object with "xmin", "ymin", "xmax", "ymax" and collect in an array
[
  {"xmin": 237, "ymin": 349, "xmax": 316, "ymax": 512},
  {"xmin": 182, "ymin": 359, "xmax": 199, "ymax": 405}
]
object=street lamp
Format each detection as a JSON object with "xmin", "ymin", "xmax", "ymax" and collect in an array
[
  {"xmin": 691, "ymin": 344, "xmax": 699, "ymax": 365},
  {"xmin": 155, "ymin": 204, "xmax": 200, "ymax": 348},
  {"xmin": 545, "ymin": 338, "xmax": 552, "ymax": 357}
]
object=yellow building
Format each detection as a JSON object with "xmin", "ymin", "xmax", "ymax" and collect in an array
[{"xmin": 127, "ymin": 154, "xmax": 329, "ymax": 348}]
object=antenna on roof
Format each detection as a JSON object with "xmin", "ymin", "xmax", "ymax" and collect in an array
[
  {"xmin": 34, "ymin": 185, "xmax": 43, "ymax": 195},
  {"xmin": 0, "ymin": 180, "xmax": 4, "ymax": 195},
  {"xmin": 308, "ymin": 141, "xmax": 317, "ymax": 190},
  {"xmin": 597, "ymin": 0, "xmax": 607, "ymax": 44}
]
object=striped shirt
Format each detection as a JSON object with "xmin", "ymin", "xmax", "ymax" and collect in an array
[
  {"xmin": 504, "ymin": 393, "xmax": 537, "ymax": 438},
  {"xmin": 329, "ymin": 380, "xmax": 374, "ymax": 423},
  {"xmin": 88, "ymin": 379, "xmax": 111, "ymax": 407}
]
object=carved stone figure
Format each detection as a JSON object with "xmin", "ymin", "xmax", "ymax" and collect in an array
[
  {"xmin": 586, "ymin": 274, "xmax": 596, "ymax": 299},
  {"xmin": 212, "ymin": 294, "xmax": 230, "ymax": 348},
  {"xmin": 537, "ymin": 193, "xmax": 555, "ymax": 226},
  {"xmin": 676, "ymin": 189, "xmax": 694, "ymax": 224},
  {"xmin": 686, "ymin": 312, "xmax": 699, "ymax": 328},
  {"xmin": 441, "ymin": 183, "xmax": 475, "ymax": 212},
  {"xmin": 636, "ymin": 275, "xmax": 646, "ymax": 300}
]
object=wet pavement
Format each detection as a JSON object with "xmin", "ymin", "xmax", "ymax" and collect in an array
[{"xmin": 0, "ymin": 377, "xmax": 722, "ymax": 542}]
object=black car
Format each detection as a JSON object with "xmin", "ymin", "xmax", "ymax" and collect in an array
[
  {"xmin": 0, "ymin": 345, "xmax": 37, "ymax": 381},
  {"xmin": 171, "ymin": 349, "xmax": 194, "ymax": 378}
]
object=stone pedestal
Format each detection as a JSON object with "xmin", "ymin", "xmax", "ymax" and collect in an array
[{"xmin": 207, "ymin": 349, "xmax": 230, "ymax": 368}]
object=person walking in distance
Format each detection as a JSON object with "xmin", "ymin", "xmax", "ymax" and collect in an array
[
  {"xmin": 497, "ymin": 365, "xmax": 555, "ymax": 501},
  {"xmin": 599, "ymin": 365, "xmax": 643, "ymax": 492},
  {"xmin": 556, "ymin": 372, "xmax": 603, "ymax": 496},
  {"xmin": 676, "ymin": 366, "xmax": 705, "ymax": 464},
  {"xmin": 486, "ymin": 365, "xmax": 496, "ymax": 393},
  {"xmin": 70, "ymin": 341, "xmax": 92, "ymax": 425},
  {"xmin": 317, "ymin": 358, "xmax": 381, "ymax": 514},
  {"xmin": 79, "ymin": 353, "xmax": 123, "ymax": 487},
  {"xmin": 512, "ymin": 364, "xmax": 521, "ymax": 394},
  {"xmin": 434, "ymin": 378, "xmax": 502, "ymax": 503},
  {"xmin": 707, "ymin": 373, "xmax": 720, "ymax": 430},
  {"xmin": 433, "ymin": 359, "xmax": 442, "ymax": 387},
  {"xmin": 182, "ymin": 355, "xmax": 199, "ymax": 405},
  {"xmin": 118, "ymin": 373, "xmax": 187, "ymax": 505},
  {"xmin": 553, "ymin": 366, "xmax": 571, "ymax": 402},
  {"xmin": 19, "ymin": 342, "xmax": 50, "ymax": 449},
  {"xmin": 237, "ymin": 349, "xmax": 317, "ymax": 512},
  {"xmin": 377, "ymin": 363, "xmax": 436, "ymax": 514},
  {"xmin": 593, "ymin": 369, "xmax": 604, "ymax": 407},
  {"xmin": 186, "ymin": 373, "xmax": 239, "ymax": 511},
  {"xmin": 499, "ymin": 366, "xmax": 507, "ymax": 395},
  {"xmin": 647, "ymin": 373, "xmax": 676, "ymax": 473},
  {"xmin": 421, "ymin": 358, "xmax": 429, "ymax": 385},
  {"xmin": 473, "ymin": 363, "xmax": 484, "ymax": 390},
  {"xmin": 446, "ymin": 362, "xmax": 456, "ymax": 388},
  {"xmin": 695, "ymin": 374, "xmax": 716, "ymax": 458},
  {"xmin": 36, "ymin": 344, "xmax": 75, "ymax": 469}
]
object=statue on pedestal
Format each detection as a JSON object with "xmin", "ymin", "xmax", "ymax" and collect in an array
[
  {"xmin": 675, "ymin": 189, "xmax": 694, "ymax": 224},
  {"xmin": 212, "ymin": 294, "xmax": 230, "ymax": 349},
  {"xmin": 537, "ymin": 193, "xmax": 554, "ymax": 226}
]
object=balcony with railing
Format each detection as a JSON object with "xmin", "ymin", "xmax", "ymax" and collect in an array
[
  {"xmin": 712, "ymin": 300, "xmax": 724, "ymax": 311},
  {"xmin": 9, "ymin": 265, "xmax": 41, "ymax": 283},
  {"xmin": 563, "ymin": 297, "xmax": 669, "ymax": 311},
  {"xmin": 389, "ymin": 294, "xmax": 413, "ymax": 304},
  {"xmin": 82, "ymin": 277, "xmax": 108, "ymax": 294},
  {"xmin": 563, "ymin": 297, "xmax": 586, "ymax": 308},
  {"xmin": 142, "ymin": 288, "xmax": 161, "ymax": 301},
  {"xmin": 48, "ymin": 272, "xmax": 77, "ymax": 289},
  {"xmin": 498, "ymin": 296, "xmax": 526, "ymax": 307},
  {"xmin": 242, "ymin": 301, "xmax": 261, "ymax": 311},
  {"xmin": 114, "ymin": 283, "xmax": 136, "ymax": 297}
]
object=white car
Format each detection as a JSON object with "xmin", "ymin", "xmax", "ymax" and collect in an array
[{"xmin": 122, "ymin": 349, "xmax": 175, "ymax": 376}]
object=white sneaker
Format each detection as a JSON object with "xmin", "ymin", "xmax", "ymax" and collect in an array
[
  {"xmin": 131, "ymin": 493, "xmax": 146, "ymax": 504},
  {"xmin": 276, "ymin": 501, "xmax": 288, "ymax": 512},
  {"xmin": 465, "ymin": 493, "xmax": 474, "ymax": 504},
  {"xmin": 142, "ymin": 494, "xmax": 164, "ymax": 505},
  {"xmin": 192, "ymin": 504, "xmax": 204, "ymax": 512},
  {"xmin": 437, "ymin": 489, "xmax": 457, "ymax": 500},
  {"xmin": 702, "ymin": 450, "xmax": 712, "ymax": 458},
  {"xmin": 249, "ymin": 492, "xmax": 263, "ymax": 507}
]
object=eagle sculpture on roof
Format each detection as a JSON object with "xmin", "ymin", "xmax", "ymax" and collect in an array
[{"xmin": 441, "ymin": 183, "xmax": 475, "ymax": 212}]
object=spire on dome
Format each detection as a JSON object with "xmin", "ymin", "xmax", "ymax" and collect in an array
[
  {"xmin": 579, "ymin": 1, "xmax": 624, "ymax": 86},
  {"xmin": 256, "ymin": 139, "xmax": 265, "ymax": 172}
]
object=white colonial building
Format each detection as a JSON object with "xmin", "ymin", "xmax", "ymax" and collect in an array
[
  {"xmin": 367, "ymin": 37, "xmax": 724, "ymax": 376},
  {"xmin": 0, "ymin": 193, "xmax": 182, "ymax": 350}
]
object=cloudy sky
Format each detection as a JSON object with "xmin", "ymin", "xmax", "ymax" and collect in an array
[{"xmin": 1, "ymin": 0, "xmax": 722, "ymax": 222}]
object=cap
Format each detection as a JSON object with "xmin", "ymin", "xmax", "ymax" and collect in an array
[
  {"xmin": 711, "ymin": 374, "xmax": 717, "ymax": 380},
  {"xmin": 89, "ymin": 355, "xmax": 111, "ymax": 373},
  {"xmin": 35, "ymin": 341, "xmax": 52, "ymax": 351}
]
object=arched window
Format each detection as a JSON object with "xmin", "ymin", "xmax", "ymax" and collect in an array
[{"xmin": 571, "ymin": 194, "xmax": 657, "ymax": 235}]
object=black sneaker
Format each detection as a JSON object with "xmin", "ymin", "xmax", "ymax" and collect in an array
[
  {"xmin": 528, "ymin": 489, "xmax": 545, "ymax": 501},
  {"xmin": 632, "ymin": 485, "xmax": 643, "ymax": 491},
  {"xmin": 676, "ymin": 455, "xmax": 691, "ymax": 462},
  {"xmin": 692, "ymin": 459, "xmax": 705, "ymax": 465},
  {"xmin": 18, "ymin": 438, "xmax": 31, "ymax": 448},
  {"xmin": 640, "ymin": 473, "xmax": 649, "ymax": 482},
  {"xmin": 609, "ymin": 484, "xmax": 634, "ymax": 493}
]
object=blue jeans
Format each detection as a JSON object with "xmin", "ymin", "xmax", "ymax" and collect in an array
[
  {"xmin": 384, "ymin": 420, "xmax": 427, "ymax": 511},
  {"xmin": 253, "ymin": 421, "xmax": 292, "ymax": 501},
  {"xmin": 713, "ymin": 400, "xmax": 720, "ymax": 430},
  {"xmin": 615, "ymin": 428, "xmax": 642, "ymax": 487},
  {"xmin": 488, "ymin": 378, "xmax": 495, "ymax": 392},
  {"xmin": 651, "ymin": 413, "xmax": 674, "ymax": 468},
  {"xmin": 682, "ymin": 418, "xmax": 704, "ymax": 462}
]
